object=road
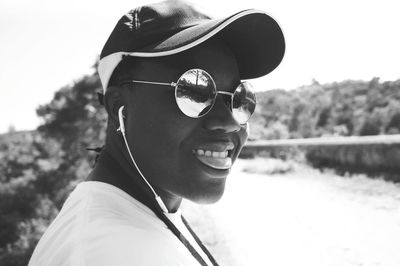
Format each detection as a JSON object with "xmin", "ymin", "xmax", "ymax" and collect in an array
[{"xmin": 182, "ymin": 158, "xmax": 400, "ymax": 266}]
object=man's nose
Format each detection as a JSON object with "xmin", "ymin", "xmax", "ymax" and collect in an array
[{"xmin": 202, "ymin": 95, "xmax": 241, "ymax": 133}]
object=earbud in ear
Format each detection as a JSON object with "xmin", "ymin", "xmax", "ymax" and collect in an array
[{"xmin": 117, "ymin": 106, "xmax": 126, "ymax": 134}]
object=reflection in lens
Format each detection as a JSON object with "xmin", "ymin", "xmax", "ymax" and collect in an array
[
  {"xmin": 176, "ymin": 69, "xmax": 216, "ymax": 118},
  {"xmin": 232, "ymin": 82, "xmax": 256, "ymax": 124}
]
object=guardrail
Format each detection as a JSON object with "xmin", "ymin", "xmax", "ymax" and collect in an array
[{"xmin": 244, "ymin": 134, "xmax": 400, "ymax": 147}]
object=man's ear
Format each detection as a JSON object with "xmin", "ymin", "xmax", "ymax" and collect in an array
[{"xmin": 104, "ymin": 86, "xmax": 125, "ymax": 129}]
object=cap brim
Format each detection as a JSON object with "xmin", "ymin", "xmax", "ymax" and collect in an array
[{"xmin": 99, "ymin": 9, "xmax": 285, "ymax": 90}]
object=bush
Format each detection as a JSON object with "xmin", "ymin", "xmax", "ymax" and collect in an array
[{"xmin": 306, "ymin": 144, "xmax": 400, "ymax": 182}]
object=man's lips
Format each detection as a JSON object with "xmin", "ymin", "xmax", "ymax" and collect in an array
[{"xmin": 192, "ymin": 142, "xmax": 235, "ymax": 170}]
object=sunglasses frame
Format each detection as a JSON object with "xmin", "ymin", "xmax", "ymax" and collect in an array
[{"xmin": 120, "ymin": 69, "xmax": 256, "ymax": 124}]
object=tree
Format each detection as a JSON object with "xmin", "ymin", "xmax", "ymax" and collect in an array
[{"xmin": 0, "ymin": 63, "xmax": 107, "ymax": 265}]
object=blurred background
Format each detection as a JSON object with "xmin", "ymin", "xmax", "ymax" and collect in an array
[{"xmin": 1, "ymin": 0, "xmax": 400, "ymax": 265}]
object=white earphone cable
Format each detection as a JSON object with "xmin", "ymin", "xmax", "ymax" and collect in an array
[
  {"xmin": 117, "ymin": 107, "xmax": 218, "ymax": 266},
  {"xmin": 118, "ymin": 106, "xmax": 169, "ymax": 213}
]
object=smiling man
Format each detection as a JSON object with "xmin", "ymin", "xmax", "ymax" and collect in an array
[{"xmin": 29, "ymin": 1, "xmax": 284, "ymax": 265}]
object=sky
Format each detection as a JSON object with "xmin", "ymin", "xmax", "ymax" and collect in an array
[{"xmin": 1, "ymin": 0, "xmax": 399, "ymax": 133}]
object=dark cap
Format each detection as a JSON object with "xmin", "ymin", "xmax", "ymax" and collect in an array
[{"xmin": 98, "ymin": 0, "xmax": 285, "ymax": 91}]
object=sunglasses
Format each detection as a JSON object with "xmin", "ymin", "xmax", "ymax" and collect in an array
[{"xmin": 120, "ymin": 69, "xmax": 256, "ymax": 125}]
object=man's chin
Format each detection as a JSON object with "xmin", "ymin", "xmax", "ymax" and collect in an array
[
  {"xmin": 195, "ymin": 195, "xmax": 223, "ymax": 205},
  {"xmin": 186, "ymin": 185, "xmax": 226, "ymax": 205}
]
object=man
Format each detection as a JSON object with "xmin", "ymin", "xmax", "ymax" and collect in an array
[{"xmin": 29, "ymin": 1, "xmax": 285, "ymax": 265}]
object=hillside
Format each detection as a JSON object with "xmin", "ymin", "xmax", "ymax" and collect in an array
[{"xmin": 249, "ymin": 78, "xmax": 400, "ymax": 140}]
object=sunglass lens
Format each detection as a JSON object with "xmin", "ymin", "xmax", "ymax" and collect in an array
[
  {"xmin": 175, "ymin": 69, "xmax": 216, "ymax": 118},
  {"xmin": 232, "ymin": 82, "xmax": 256, "ymax": 124}
]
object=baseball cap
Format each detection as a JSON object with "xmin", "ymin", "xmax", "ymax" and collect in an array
[{"xmin": 98, "ymin": 0, "xmax": 285, "ymax": 92}]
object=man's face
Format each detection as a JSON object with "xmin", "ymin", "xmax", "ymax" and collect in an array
[{"xmin": 122, "ymin": 39, "xmax": 248, "ymax": 204}]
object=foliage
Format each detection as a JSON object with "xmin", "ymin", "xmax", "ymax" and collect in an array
[
  {"xmin": 0, "ymin": 66, "xmax": 106, "ymax": 265},
  {"xmin": 0, "ymin": 131, "xmax": 60, "ymax": 265},
  {"xmin": 306, "ymin": 144, "xmax": 400, "ymax": 182},
  {"xmin": 249, "ymin": 77, "xmax": 400, "ymax": 140},
  {"xmin": 248, "ymin": 77, "xmax": 400, "ymax": 181}
]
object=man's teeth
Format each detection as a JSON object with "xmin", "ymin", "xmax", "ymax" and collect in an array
[{"xmin": 194, "ymin": 149, "xmax": 229, "ymax": 158}]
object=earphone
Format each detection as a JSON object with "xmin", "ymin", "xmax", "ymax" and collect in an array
[
  {"xmin": 117, "ymin": 106, "xmax": 126, "ymax": 134},
  {"xmin": 117, "ymin": 106, "xmax": 169, "ymax": 213},
  {"xmin": 117, "ymin": 107, "xmax": 220, "ymax": 266}
]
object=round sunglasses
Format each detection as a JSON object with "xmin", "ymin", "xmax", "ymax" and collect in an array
[{"xmin": 120, "ymin": 69, "xmax": 256, "ymax": 125}]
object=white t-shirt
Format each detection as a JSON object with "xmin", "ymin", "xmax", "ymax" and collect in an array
[{"xmin": 29, "ymin": 181, "xmax": 213, "ymax": 266}]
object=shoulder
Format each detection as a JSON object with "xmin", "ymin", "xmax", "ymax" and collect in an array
[
  {"xmin": 30, "ymin": 182, "xmax": 199, "ymax": 266},
  {"xmin": 72, "ymin": 184, "xmax": 198, "ymax": 266},
  {"xmin": 81, "ymin": 226, "xmax": 196, "ymax": 266}
]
